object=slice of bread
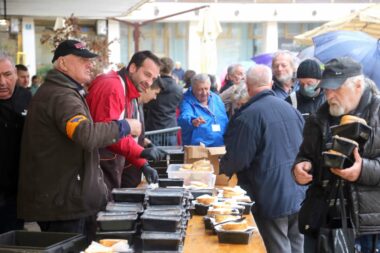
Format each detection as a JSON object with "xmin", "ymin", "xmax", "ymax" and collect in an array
[
  {"xmin": 221, "ymin": 220, "xmax": 248, "ymax": 231},
  {"xmin": 196, "ymin": 194, "xmax": 216, "ymax": 205},
  {"xmin": 99, "ymin": 239, "xmax": 128, "ymax": 247}
]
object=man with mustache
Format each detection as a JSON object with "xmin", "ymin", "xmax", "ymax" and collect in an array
[
  {"xmin": 292, "ymin": 57, "xmax": 380, "ymax": 252},
  {"xmin": 17, "ymin": 40, "xmax": 141, "ymax": 238},
  {"xmin": 86, "ymin": 51, "xmax": 166, "ymax": 194},
  {"xmin": 271, "ymin": 50, "xmax": 299, "ymax": 99}
]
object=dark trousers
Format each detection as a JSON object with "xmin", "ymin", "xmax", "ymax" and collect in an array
[
  {"xmin": 121, "ymin": 164, "xmax": 143, "ymax": 188},
  {"xmin": 0, "ymin": 197, "xmax": 24, "ymax": 234},
  {"xmin": 38, "ymin": 215, "xmax": 96, "ymax": 243}
]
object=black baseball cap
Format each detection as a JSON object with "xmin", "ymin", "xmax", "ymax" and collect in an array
[
  {"xmin": 51, "ymin": 40, "xmax": 98, "ymax": 63},
  {"xmin": 318, "ymin": 57, "xmax": 362, "ymax": 90}
]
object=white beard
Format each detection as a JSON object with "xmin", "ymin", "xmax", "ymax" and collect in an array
[{"xmin": 329, "ymin": 103, "xmax": 345, "ymax": 116}]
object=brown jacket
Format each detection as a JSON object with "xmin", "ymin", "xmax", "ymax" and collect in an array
[{"xmin": 17, "ymin": 69, "xmax": 121, "ymax": 221}]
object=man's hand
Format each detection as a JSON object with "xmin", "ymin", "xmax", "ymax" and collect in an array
[
  {"xmin": 293, "ymin": 161, "xmax": 313, "ymax": 185},
  {"xmin": 140, "ymin": 147, "xmax": 168, "ymax": 162},
  {"xmin": 126, "ymin": 119, "xmax": 142, "ymax": 137},
  {"xmin": 141, "ymin": 164, "xmax": 159, "ymax": 184},
  {"xmin": 330, "ymin": 147, "xmax": 362, "ymax": 182},
  {"xmin": 192, "ymin": 117, "xmax": 206, "ymax": 127}
]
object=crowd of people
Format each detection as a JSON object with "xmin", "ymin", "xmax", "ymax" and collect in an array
[{"xmin": 1, "ymin": 38, "xmax": 380, "ymax": 252}]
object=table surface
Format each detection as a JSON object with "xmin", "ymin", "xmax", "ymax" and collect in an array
[{"xmin": 183, "ymin": 214, "xmax": 267, "ymax": 253}]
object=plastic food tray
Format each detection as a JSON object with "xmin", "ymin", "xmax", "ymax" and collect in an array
[
  {"xmin": 141, "ymin": 214, "xmax": 182, "ymax": 232},
  {"xmin": 112, "ymin": 188, "xmax": 147, "ymax": 203},
  {"xmin": 97, "ymin": 213, "xmax": 138, "ymax": 231},
  {"xmin": 330, "ymin": 122, "xmax": 371, "ymax": 145},
  {"xmin": 167, "ymin": 164, "xmax": 216, "ymax": 188},
  {"xmin": 322, "ymin": 151, "xmax": 353, "ymax": 169},
  {"xmin": 141, "ymin": 231, "xmax": 182, "ymax": 251},
  {"xmin": 0, "ymin": 231, "xmax": 85, "ymax": 253},
  {"xmin": 158, "ymin": 178, "xmax": 184, "ymax": 188}
]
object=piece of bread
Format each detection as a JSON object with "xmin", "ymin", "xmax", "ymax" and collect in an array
[
  {"xmin": 84, "ymin": 242, "xmax": 112, "ymax": 253},
  {"xmin": 212, "ymin": 201, "xmax": 233, "ymax": 209},
  {"xmin": 207, "ymin": 207, "xmax": 233, "ymax": 215},
  {"xmin": 99, "ymin": 239, "xmax": 128, "ymax": 248},
  {"xmin": 215, "ymin": 214, "xmax": 237, "ymax": 223},
  {"xmin": 180, "ymin": 164, "xmax": 193, "ymax": 170},
  {"xmin": 221, "ymin": 220, "xmax": 248, "ymax": 231},
  {"xmin": 193, "ymin": 159, "xmax": 211, "ymax": 166},
  {"xmin": 325, "ymin": 149, "xmax": 346, "ymax": 156},
  {"xmin": 233, "ymin": 195, "xmax": 252, "ymax": 203},
  {"xmin": 196, "ymin": 194, "xmax": 216, "ymax": 205},
  {"xmin": 340, "ymin": 115, "xmax": 367, "ymax": 126},
  {"xmin": 190, "ymin": 181, "xmax": 208, "ymax": 188}
]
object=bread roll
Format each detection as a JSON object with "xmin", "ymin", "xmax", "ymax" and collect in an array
[
  {"xmin": 207, "ymin": 207, "xmax": 233, "ymax": 215},
  {"xmin": 99, "ymin": 239, "xmax": 128, "ymax": 247},
  {"xmin": 215, "ymin": 214, "xmax": 237, "ymax": 223},
  {"xmin": 84, "ymin": 242, "xmax": 112, "ymax": 253},
  {"xmin": 221, "ymin": 220, "xmax": 248, "ymax": 231},
  {"xmin": 196, "ymin": 194, "xmax": 216, "ymax": 205},
  {"xmin": 233, "ymin": 195, "xmax": 252, "ymax": 203},
  {"xmin": 340, "ymin": 115, "xmax": 367, "ymax": 126},
  {"xmin": 325, "ymin": 149, "xmax": 346, "ymax": 156}
]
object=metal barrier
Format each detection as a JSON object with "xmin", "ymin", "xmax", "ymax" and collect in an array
[{"xmin": 145, "ymin": 126, "xmax": 181, "ymax": 146}]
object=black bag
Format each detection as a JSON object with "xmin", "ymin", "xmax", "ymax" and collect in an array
[
  {"xmin": 317, "ymin": 180, "xmax": 355, "ymax": 253},
  {"xmin": 298, "ymin": 183, "xmax": 333, "ymax": 236}
]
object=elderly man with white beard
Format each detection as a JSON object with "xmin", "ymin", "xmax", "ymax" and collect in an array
[{"xmin": 292, "ymin": 57, "xmax": 380, "ymax": 253}]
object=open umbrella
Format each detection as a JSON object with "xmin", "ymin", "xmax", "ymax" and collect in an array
[
  {"xmin": 251, "ymin": 52, "xmax": 274, "ymax": 67},
  {"xmin": 313, "ymin": 30, "xmax": 380, "ymax": 87},
  {"xmin": 294, "ymin": 4, "xmax": 380, "ymax": 45}
]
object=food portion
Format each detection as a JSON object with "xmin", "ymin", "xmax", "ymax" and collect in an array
[
  {"xmin": 323, "ymin": 149, "xmax": 346, "ymax": 157},
  {"xmin": 222, "ymin": 186, "xmax": 246, "ymax": 198},
  {"xmin": 196, "ymin": 194, "xmax": 217, "ymax": 205},
  {"xmin": 215, "ymin": 214, "xmax": 238, "ymax": 223},
  {"xmin": 179, "ymin": 159, "xmax": 212, "ymax": 172},
  {"xmin": 340, "ymin": 115, "xmax": 367, "ymax": 126},
  {"xmin": 83, "ymin": 239, "xmax": 130, "ymax": 253},
  {"xmin": 221, "ymin": 220, "xmax": 248, "ymax": 231}
]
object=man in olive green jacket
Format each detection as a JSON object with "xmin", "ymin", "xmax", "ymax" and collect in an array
[{"xmin": 17, "ymin": 40, "xmax": 141, "ymax": 238}]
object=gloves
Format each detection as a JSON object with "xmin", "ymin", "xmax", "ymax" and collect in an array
[
  {"xmin": 140, "ymin": 147, "xmax": 168, "ymax": 162},
  {"xmin": 141, "ymin": 163, "xmax": 159, "ymax": 184}
]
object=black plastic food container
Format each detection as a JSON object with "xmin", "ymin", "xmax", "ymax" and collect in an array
[
  {"xmin": 144, "ymin": 208, "xmax": 183, "ymax": 217},
  {"xmin": 97, "ymin": 213, "xmax": 138, "ymax": 231},
  {"xmin": 141, "ymin": 214, "xmax": 182, "ymax": 232},
  {"xmin": 194, "ymin": 203, "xmax": 210, "ymax": 215},
  {"xmin": 203, "ymin": 216, "xmax": 213, "ymax": 230},
  {"xmin": 332, "ymin": 135, "xmax": 358, "ymax": 157},
  {"xmin": 0, "ymin": 231, "xmax": 85, "ymax": 253},
  {"xmin": 147, "ymin": 189, "xmax": 184, "ymax": 205},
  {"xmin": 238, "ymin": 201, "xmax": 255, "ymax": 215},
  {"xmin": 112, "ymin": 188, "xmax": 147, "ymax": 203},
  {"xmin": 322, "ymin": 151, "xmax": 353, "ymax": 169},
  {"xmin": 330, "ymin": 122, "xmax": 371, "ymax": 145},
  {"xmin": 141, "ymin": 231, "xmax": 182, "ymax": 251},
  {"xmin": 95, "ymin": 230, "xmax": 137, "ymax": 243},
  {"xmin": 189, "ymin": 188, "xmax": 215, "ymax": 199},
  {"xmin": 158, "ymin": 178, "xmax": 184, "ymax": 188},
  {"xmin": 106, "ymin": 202, "xmax": 144, "ymax": 213},
  {"xmin": 214, "ymin": 226, "xmax": 255, "ymax": 244}
]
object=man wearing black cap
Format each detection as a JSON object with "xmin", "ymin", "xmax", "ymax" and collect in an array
[
  {"xmin": 292, "ymin": 57, "xmax": 380, "ymax": 252},
  {"xmin": 286, "ymin": 59, "xmax": 325, "ymax": 118},
  {"xmin": 17, "ymin": 40, "xmax": 141, "ymax": 238}
]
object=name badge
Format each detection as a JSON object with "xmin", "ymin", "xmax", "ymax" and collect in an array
[{"xmin": 212, "ymin": 124, "xmax": 221, "ymax": 132}]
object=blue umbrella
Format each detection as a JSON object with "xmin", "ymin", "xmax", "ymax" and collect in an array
[{"xmin": 313, "ymin": 30, "xmax": 380, "ymax": 88}]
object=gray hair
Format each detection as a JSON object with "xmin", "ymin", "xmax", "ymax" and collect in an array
[
  {"xmin": 227, "ymin": 63, "xmax": 244, "ymax": 75},
  {"xmin": 272, "ymin": 50, "xmax": 299, "ymax": 70},
  {"xmin": 246, "ymin": 64, "xmax": 272, "ymax": 88},
  {"xmin": 191, "ymin": 73, "xmax": 211, "ymax": 87},
  {"xmin": 0, "ymin": 54, "xmax": 15, "ymax": 66}
]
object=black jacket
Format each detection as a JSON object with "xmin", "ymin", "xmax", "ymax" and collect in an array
[
  {"xmin": 285, "ymin": 90, "xmax": 326, "ymax": 116},
  {"xmin": 0, "ymin": 86, "xmax": 31, "ymax": 198},
  {"xmin": 145, "ymin": 75, "xmax": 182, "ymax": 131},
  {"xmin": 294, "ymin": 87, "xmax": 380, "ymax": 235}
]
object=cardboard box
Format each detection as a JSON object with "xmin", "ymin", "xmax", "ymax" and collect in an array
[{"xmin": 184, "ymin": 145, "xmax": 237, "ymax": 186}]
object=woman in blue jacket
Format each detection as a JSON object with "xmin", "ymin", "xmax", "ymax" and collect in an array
[{"xmin": 178, "ymin": 73, "xmax": 228, "ymax": 147}]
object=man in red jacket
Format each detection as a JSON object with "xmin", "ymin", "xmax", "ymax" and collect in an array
[{"xmin": 86, "ymin": 51, "xmax": 166, "ymax": 192}]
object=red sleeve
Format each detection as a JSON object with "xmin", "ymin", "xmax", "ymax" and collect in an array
[{"xmin": 87, "ymin": 76, "xmax": 147, "ymax": 169}]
